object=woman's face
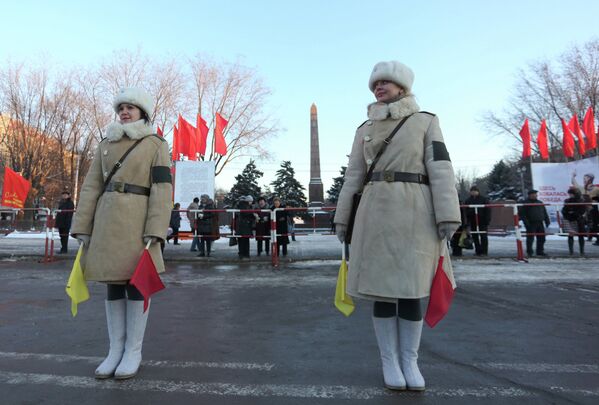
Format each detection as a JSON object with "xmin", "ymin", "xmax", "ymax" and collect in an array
[
  {"xmin": 374, "ymin": 80, "xmax": 404, "ymax": 103},
  {"xmin": 118, "ymin": 103, "xmax": 142, "ymax": 124},
  {"xmin": 274, "ymin": 200, "xmax": 281, "ymax": 208},
  {"xmin": 583, "ymin": 175, "xmax": 592, "ymax": 185}
]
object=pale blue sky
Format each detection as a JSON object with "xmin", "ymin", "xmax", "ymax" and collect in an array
[{"xmin": 2, "ymin": 0, "xmax": 598, "ymax": 192}]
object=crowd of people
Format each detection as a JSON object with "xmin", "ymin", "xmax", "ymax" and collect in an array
[{"xmin": 166, "ymin": 194, "xmax": 297, "ymax": 259}]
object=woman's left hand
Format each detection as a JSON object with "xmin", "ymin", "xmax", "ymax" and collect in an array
[
  {"xmin": 437, "ymin": 222, "xmax": 460, "ymax": 240},
  {"xmin": 143, "ymin": 236, "xmax": 159, "ymax": 245}
]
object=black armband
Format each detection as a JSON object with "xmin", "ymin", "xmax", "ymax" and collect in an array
[
  {"xmin": 152, "ymin": 166, "xmax": 172, "ymax": 184},
  {"xmin": 432, "ymin": 141, "xmax": 451, "ymax": 161}
]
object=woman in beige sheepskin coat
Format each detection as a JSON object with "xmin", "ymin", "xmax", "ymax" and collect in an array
[
  {"xmin": 334, "ymin": 61, "xmax": 461, "ymax": 391},
  {"xmin": 71, "ymin": 87, "xmax": 172, "ymax": 380}
]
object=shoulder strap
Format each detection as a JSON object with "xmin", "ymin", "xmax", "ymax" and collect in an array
[
  {"xmin": 102, "ymin": 137, "xmax": 146, "ymax": 192},
  {"xmin": 362, "ymin": 113, "xmax": 413, "ymax": 186}
]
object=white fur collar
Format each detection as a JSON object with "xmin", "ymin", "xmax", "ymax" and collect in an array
[
  {"xmin": 367, "ymin": 95, "xmax": 420, "ymax": 121},
  {"xmin": 105, "ymin": 119, "xmax": 154, "ymax": 142}
]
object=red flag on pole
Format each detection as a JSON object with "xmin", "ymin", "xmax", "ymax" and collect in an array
[
  {"xmin": 171, "ymin": 124, "xmax": 179, "ymax": 161},
  {"xmin": 156, "ymin": 126, "xmax": 163, "ymax": 137},
  {"xmin": 537, "ymin": 119, "xmax": 549, "ymax": 160},
  {"xmin": 561, "ymin": 118, "xmax": 575, "ymax": 158},
  {"xmin": 214, "ymin": 113, "xmax": 228, "ymax": 156},
  {"xmin": 179, "ymin": 116, "xmax": 197, "ymax": 161},
  {"xmin": 197, "ymin": 114, "xmax": 209, "ymax": 157},
  {"xmin": 177, "ymin": 115, "xmax": 191, "ymax": 159},
  {"xmin": 424, "ymin": 255, "xmax": 455, "ymax": 328},
  {"xmin": 1, "ymin": 168, "xmax": 31, "ymax": 208},
  {"xmin": 129, "ymin": 243, "xmax": 166, "ymax": 312},
  {"xmin": 583, "ymin": 107, "xmax": 596, "ymax": 150},
  {"xmin": 568, "ymin": 115, "xmax": 586, "ymax": 155},
  {"xmin": 519, "ymin": 119, "xmax": 531, "ymax": 158}
]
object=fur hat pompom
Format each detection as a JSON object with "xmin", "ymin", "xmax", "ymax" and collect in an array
[
  {"xmin": 113, "ymin": 87, "xmax": 154, "ymax": 118},
  {"xmin": 369, "ymin": 61, "xmax": 414, "ymax": 92}
]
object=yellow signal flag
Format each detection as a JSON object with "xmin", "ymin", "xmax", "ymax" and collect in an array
[
  {"xmin": 334, "ymin": 258, "xmax": 355, "ymax": 316},
  {"xmin": 65, "ymin": 245, "xmax": 89, "ymax": 317}
]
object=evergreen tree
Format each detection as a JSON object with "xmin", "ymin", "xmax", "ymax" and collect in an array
[
  {"xmin": 486, "ymin": 160, "xmax": 518, "ymax": 201},
  {"xmin": 271, "ymin": 161, "xmax": 307, "ymax": 208},
  {"xmin": 225, "ymin": 159, "xmax": 263, "ymax": 206},
  {"xmin": 327, "ymin": 166, "xmax": 346, "ymax": 204}
]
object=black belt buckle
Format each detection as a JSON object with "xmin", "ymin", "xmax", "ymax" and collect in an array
[
  {"xmin": 112, "ymin": 181, "xmax": 125, "ymax": 193},
  {"xmin": 383, "ymin": 171, "xmax": 394, "ymax": 182}
]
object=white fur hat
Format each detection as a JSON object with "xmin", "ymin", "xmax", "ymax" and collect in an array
[
  {"xmin": 113, "ymin": 87, "xmax": 154, "ymax": 118},
  {"xmin": 368, "ymin": 61, "xmax": 415, "ymax": 92}
]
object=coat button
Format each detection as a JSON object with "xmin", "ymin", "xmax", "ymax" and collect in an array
[
  {"xmin": 367, "ymin": 121, "xmax": 373, "ymax": 126},
  {"xmin": 103, "ymin": 150, "xmax": 108, "ymax": 156},
  {"xmin": 364, "ymin": 135, "xmax": 372, "ymax": 142},
  {"xmin": 366, "ymin": 159, "xmax": 373, "ymax": 164},
  {"xmin": 104, "ymin": 171, "xmax": 108, "ymax": 177}
]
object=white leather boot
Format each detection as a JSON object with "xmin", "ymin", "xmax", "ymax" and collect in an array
[
  {"xmin": 372, "ymin": 316, "xmax": 406, "ymax": 390},
  {"xmin": 95, "ymin": 299, "xmax": 126, "ymax": 379},
  {"xmin": 398, "ymin": 318, "xmax": 425, "ymax": 391},
  {"xmin": 114, "ymin": 300, "xmax": 149, "ymax": 380}
]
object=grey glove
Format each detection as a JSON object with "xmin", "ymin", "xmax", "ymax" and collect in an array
[
  {"xmin": 437, "ymin": 222, "xmax": 460, "ymax": 240},
  {"xmin": 335, "ymin": 223, "xmax": 347, "ymax": 243},
  {"xmin": 75, "ymin": 235, "xmax": 90, "ymax": 246},
  {"xmin": 143, "ymin": 236, "xmax": 159, "ymax": 245}
]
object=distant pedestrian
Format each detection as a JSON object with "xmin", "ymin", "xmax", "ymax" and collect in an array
[
  {"xmin": 254, "ymin": 196, "xmax": 271, "ymax": 256},
  {"xmin": 55, "ymin": 190, "xmax": 75, "ymax": 254},
  {"xmin": 272, "ymin": 197, "xmax": 289, "ymax": 256},
  {"xmin": 519, "ymin": 190, "xmax": 550, "ymax": 256},
  {"xmin": 197, "ymin": 194, "xmax": 215, "ymax": 257},
  {"xmin": 236, "ymin": 196, "xmax": 255, "ymax": 258},
  {"xmin": 167, "ymin": 203, "xmax": 181, "ymax": 245},
  {"xmin": 464, "ymin": 185, "xmax": 491, "ymax": 256},
  {"xmin": 286, "ymin": 202, "xmax": 296, "ymax": 241},
  {"xmin": 187, "ymin": 197, "xmax": 200, "ymax": 252},
  {"xmin": 562, "ymin": 187, "xmax": 586, "ymax": 256}
]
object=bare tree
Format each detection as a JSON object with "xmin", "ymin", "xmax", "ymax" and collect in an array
[
  {"xmin": 481, "ymin": 38, "xmax": 599, "ymax": 161},
  {"xmin": 189, "ymin": 56, "xmax": 278, "ymax": 175}
]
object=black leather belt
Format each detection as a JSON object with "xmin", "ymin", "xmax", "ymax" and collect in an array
[
  {"xmin": 105, "ymin": 181, "xmax": 151, "ymax": 196},
  {"xmin": 370, "ymin": 171, "xmax": 429, "ymax": 185}
]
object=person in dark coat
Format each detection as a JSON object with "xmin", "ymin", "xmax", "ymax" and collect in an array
[
  {"xmin": 562, "ymin": 187, "xmax": 587, "ymax": 256},
  {"xmin": 236, "ymin": 196, "xmax": 255, "ymax": 258},
  {"xmin": 167, "ymin": 203, "xmax": 181, "ymax": 245},
  {"xmin": 197, "ymin": 194, "xmax": 215, "ymax": 257},
  {"xmin": 55, "ymin": 190, "xmax": 75, "ymax": 253},
  {"xmin": 254, "ymin": 196, "xmax": 271, "ymax": 256},
  {"xmin": 519, "ymin": 190, "xmax": 550, "ymax": 256},
  {"xmin": 464, "ymin": 185, "xmax": 491, "ymax": 256},
  {"xmin": 272, "ymin": 197, "xmax": 289, "ymax": 256},
  {"xmin": 187, "ymin": 197, "xmax": 200, "ymax": 252},
  {"xmin": 450, "ymin": 201, "xmax": 467, "ymax": 257}
]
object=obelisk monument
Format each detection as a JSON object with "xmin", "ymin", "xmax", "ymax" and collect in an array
[{"xmin": 309, "ymin": 103, "xmax": 324, "ymax": 206}]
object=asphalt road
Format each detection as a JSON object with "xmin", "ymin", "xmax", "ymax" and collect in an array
[{"xmin": 0, "ymin": 257, "xmax": 597, "ymax": 404}]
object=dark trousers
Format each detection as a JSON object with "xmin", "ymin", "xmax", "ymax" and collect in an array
[
  {"xmin": 58, "ymin": 227, "xmax": 70, "ymax": 252},
  {"xmin": 525, "ymin": 221, "xmax": 546, "ymax": 254},
  {"xmin": 257, "ymin": 238, "xmax": 270, "ymax": 255},
  {"xmin": 167, "ymin": 227, "xmax": 179, "ymax": 244},
  {"xmin": 373, "ymin": 299, "xmax": 422, "ymax": 321},
  {"xmin": 106, "ymin": 283, "xmax": 143, "ymax": 301},
  {"xmin": 200, "ymin": 238, "xmax": 212, "ymax": 255},
  {"xmin": 238, "ymin": 237, "xmax": 250, "ymax": 257},
  {"xmin": 472, "ymin": 224, "xmax": 488, "ymax": 255},
  {"xmin": 277, "ymin": 243, "xmax": 288, "ymax": 256}
]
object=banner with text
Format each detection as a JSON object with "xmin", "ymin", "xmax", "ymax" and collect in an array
[
  {"xmin": 531, "ymin": 156, "xmax": 599, "ymax": 228},
  {"xmin": 174, "ymin": 161, "xmax": 215, "ymax": 231}
]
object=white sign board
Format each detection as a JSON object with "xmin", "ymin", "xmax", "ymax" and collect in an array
[
  {"xmin": 531, "ymin": 156, "xmax": 599, "ymax": 228},
  {"xmin": 174, "ymin": 160, "xmax": 216, "ymax": 231}
]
